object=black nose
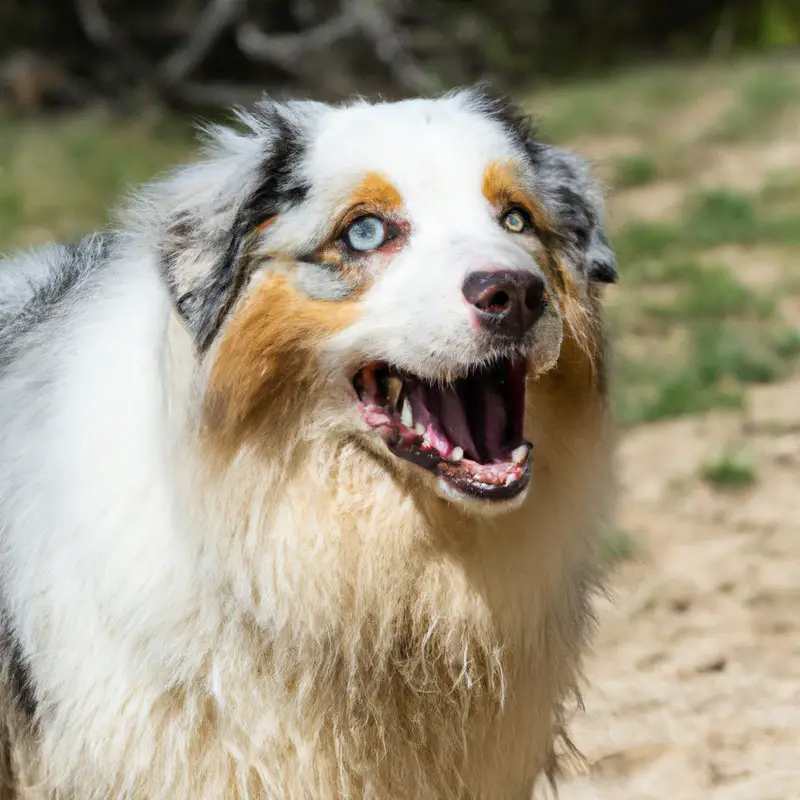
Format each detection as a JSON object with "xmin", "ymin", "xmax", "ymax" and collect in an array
[{"xmin": 462, "ymin": 269, "xmax": 547, "ymax": 339}]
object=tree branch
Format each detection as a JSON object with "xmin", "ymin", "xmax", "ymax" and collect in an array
[
  {"xmin": 159, "ymin": 0, "xmax": 244, "ymax": 86},
  {"xmin": 351, "ymin": 0, "xmax": 435, "ymax": 93},
  {"xmin": 74, "ymin": 0, "xmax": 154, "ymax": 79},
  {"xmin": 236, "ymin": 5, "xmax": 361, "ymax": 73}
]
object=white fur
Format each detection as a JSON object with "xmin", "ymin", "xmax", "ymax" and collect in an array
[{"xmin": 0, "ymin": 91, "xmax": 614, "ymax": 798}]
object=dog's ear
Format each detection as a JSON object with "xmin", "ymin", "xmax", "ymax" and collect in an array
[
  {"xmin": 527, "ymin": 142, "xmax": 618, "ymax": 285},
  {"xmin": 152, "ymin": 101, "xmax": 316, "ymax": 352}
]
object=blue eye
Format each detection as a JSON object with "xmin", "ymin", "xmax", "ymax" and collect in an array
[{"xmin": 344, "ymin": 216, "xmax": 386, "ymax": 252}]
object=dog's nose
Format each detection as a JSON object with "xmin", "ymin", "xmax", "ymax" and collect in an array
[{"xmin": 462, "ymin": 269, "xmax": 547, "ymax": 339}]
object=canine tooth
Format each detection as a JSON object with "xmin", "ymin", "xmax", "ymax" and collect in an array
[
  {"xmin": 451, "ymin": 447, "xmax": 464, "ymax": 462},
  {"xmin": 387, "ymin": 377, "xmax": 402, "ymax": 408},
  {"xmin": 511, "ymin": 445, "xmax": 528, "ymax": 464},
  {"xmin": 414, "ymin": 423, "xmax": 425, "ymax": 436},
  {"xmin": 400, "ymin": 397, "xmax": 413, "ymax": 428}
]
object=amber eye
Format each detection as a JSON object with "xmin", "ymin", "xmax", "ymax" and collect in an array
[{"xmin": 501, "ymin": 209, "xmax": 529, "ymax": 234}]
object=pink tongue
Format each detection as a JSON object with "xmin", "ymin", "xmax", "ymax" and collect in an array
[
  {"xmin": 481, "ymin": 387, "xmax": 508, "ymax": 462},
  {"xmin": 408, "ymin": 379, "xmax": 508, "ymax": 464},
  {"xmin": 438, "ymin": 385, "xmax": 479, "ymax": 461}
]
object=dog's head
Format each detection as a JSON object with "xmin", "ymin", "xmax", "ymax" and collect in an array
[{"xmin": 154, "ymin": 88, "xmax": 616, "ymax": 512}]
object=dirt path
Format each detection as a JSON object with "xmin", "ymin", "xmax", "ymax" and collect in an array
[{"xmin": 553, "ymin": 380, "xmax": 800, "ymax": 799}]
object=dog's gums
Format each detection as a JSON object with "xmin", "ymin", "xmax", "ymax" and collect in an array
[{"xmin": 353, "ymin": 359, "xmax": 532, "ymax": 500}]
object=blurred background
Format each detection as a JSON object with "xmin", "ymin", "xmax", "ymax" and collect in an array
[{"xmin": 2, "ymin": 1, "xmax": 799, "ymax": 797}]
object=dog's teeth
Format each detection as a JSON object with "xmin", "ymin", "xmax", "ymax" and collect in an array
[
  {"xmin": 387, "ymin": 376, "xmax": 402, "ymax": 408},
  {"xmin": 414, "ymin": 423, "xmax": 425, "ymax": 436},
  {"xmin": 451, "ymin": 447, "xmax": 464, "ymax": 462},
  {"xmin": 511, "ymin": 445, "xmax": 528, "ymax": 464},
  {"xmin": 400, "ymin": 397, "xmax": 413, "ymax": 428}
]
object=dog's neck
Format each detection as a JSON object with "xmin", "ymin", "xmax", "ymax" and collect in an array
[{"xmin": 157, "ymin": 309, "xmax": 610, "ymax": 796}]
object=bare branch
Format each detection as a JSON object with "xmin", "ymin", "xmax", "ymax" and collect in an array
[
  {"xmin": 74, "ymin": 0, "xmax": 436, "ymax": 106},
  {"xmin": 159, "ymin": 0, "xmax": 244, "ymax": 86},
  {"xmin": 74, "ymin": 0, "xmax": 154, "ymax": 79},
  {"xmin": 351, "ymin": 1, "xmax": 436, "ymax": 93},
  {"xmin": 236, "ymin": 4, "xmax": 361, "ymax": 73}
]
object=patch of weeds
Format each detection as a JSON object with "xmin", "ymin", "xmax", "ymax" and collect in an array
[
  {"xmin": 654, "ymin": 259, "xmax": 704, "ymax": 283},
  {"xmin": 683, "ymin": 190, "xmax": 760, "ymax": 248},
  {"xmin": 599, "ymin": 528, "xmax": 636, "ymax": 567},
  {"xmin": 702, "ymin": 448, "xmax": 758, "ymax": 491},
  {"xmin": 641, "ymin": 265, "xmax": 774, "ymax": 323},
  {"xmin": 624, "ymin": 258, "xmax": 708, "ymax": 286},
  {"xmin": 614, "ymin": 221, "xmax": 677, "ymax": 264},
  {"xmin": 614, "ymin": 154, "xmax": 657, "ymax": 188},
  {"xmin": 772, "ymin": 327, "xmax": 800, "ymax": 359},
  {"xmin": 636, "ymin": 372, "xmax": 744, "ymax": 424},
  {"xmin": 759, "ymin": 213, "xmax": 800, "ymax": 246},
  {"xmin": 686, "ymin": 267, "xmax": 771, "ymax": 320},
  {"xmin": 614, "ymin": 319, "xmax": 792, "ymax": 426},
  {"xmin": 708, "ymin": 70, "xmax": 800, "ymax": 142},
  {"xmin": 693, "ymin": 325, "xmax": 780, "ymax": 384}
]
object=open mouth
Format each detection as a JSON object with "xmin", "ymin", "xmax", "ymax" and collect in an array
[{"xmin": 353, "ymin": 358, "xmax": 532, "ymax": 501}]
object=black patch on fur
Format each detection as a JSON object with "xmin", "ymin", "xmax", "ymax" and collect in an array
[
  {"xmin": 170, "ymin": 110, "xmax": 312, "ymax": 352},
  {"xmin": 586, "ymin": 231, "xmax": 618, "ymax": 284},
  {"xmin": 1, "ymin": 622, "xmax": 36, "ymax": 719},
  {"xmin": 475, "ymin": 88, "xmax": 538, "ymax": 153}
]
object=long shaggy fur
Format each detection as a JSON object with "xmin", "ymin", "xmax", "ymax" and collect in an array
[{"xmin": 0, "ymin": 88, "xmax": 616, "ymax": 798}]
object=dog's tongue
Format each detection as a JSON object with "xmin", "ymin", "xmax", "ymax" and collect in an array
[{"xmin": 408, "ymin": 376, "xmax": 508, "ymax": 463}]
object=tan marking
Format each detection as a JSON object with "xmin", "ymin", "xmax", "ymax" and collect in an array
[
  {"xmin": 541, "ymin": 283, "xmax": 608, "ymax": 404},
  {"xmin": 341, "ymin": 172, "xmax": 403, "ymax": 222},
  {"xmin": 481, "ymin": 160, "xmax": 552, "ymax": 234},
  {"xmin": 205, "ymin": 274, "xmax": 361, "ymax": 443}
]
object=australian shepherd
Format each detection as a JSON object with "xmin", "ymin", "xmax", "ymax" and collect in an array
[{"xmin": 0, "ymin": 88, "xmax": 617, "ymax": 798}]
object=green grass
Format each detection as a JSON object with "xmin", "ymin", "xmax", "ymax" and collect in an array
[
  {"xmin": 702, "ymin": 448, "xmax": 758, "ymax": 490},
  {"xmin": 614, "ymin": 221, "xmax": 678, "ymax": 264},
  {"xmin": 683, "ymin": 190, "xmax": 760, "ymax": 248},
  {"xmin": 612, "ymin": 250, "xmax": 795, "ymax": 424},
  {"xmin": 532, "ymin": 62, "xmax": 698, "ymax": 141},
  {"xmin": 709, "ymin": 68, "xmax": 800, "ymax": 142},
  {"xmin": 0, "ymin": 110, "xmax": 193, "ymax": 252},
  {"xmin": 613, "ymin": 154, "xmax": 657, "ymax": 188},
  {"xmin": 614, "ymin": 187, "xmax": 800, "ymax": 273},
  {"xmin": 643, "ymin": 265, "xmax": 775, "ymax": 322}
]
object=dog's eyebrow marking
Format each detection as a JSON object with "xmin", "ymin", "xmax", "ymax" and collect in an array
[
  {"xmin": 343, "ymin": 172, "xmax": 403, "ymax": 218},
  {"xmin": 481, "ymin": 161, "xmax": 545, "ymax": 225}
]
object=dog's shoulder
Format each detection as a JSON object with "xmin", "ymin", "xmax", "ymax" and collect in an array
[{"xmin": 0, "ymin": 233, "xmax": 111, "ymax": 365}]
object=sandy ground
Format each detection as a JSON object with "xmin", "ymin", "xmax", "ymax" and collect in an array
[{"xmin": 552, "ymin": 379, "xmax": 800, "ymax": 799}]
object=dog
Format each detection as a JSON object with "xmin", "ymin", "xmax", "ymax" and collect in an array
[{"xmin": 0, "ymin": 87, "xmax": 617, "ymax": 798}]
